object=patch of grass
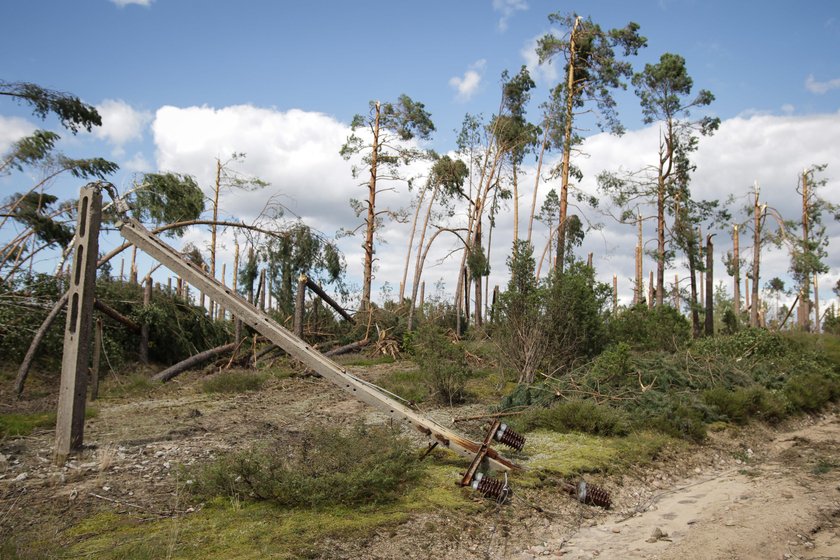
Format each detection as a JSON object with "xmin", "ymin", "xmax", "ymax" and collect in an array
[
  {"xmin": 811, "ymin": 458, "xmax": 837, "ymax": 475},
  {"xmin": 338, "ymin": 354, "xmax": 396, "ymax": 367},
  {"xmin": 192, "ymin": 424, "xmax": 425, "ymax": 508},
  {"xmin": 0, "ymin": 408, "xmax": 97, "ymax": 438},
  {"xmin": 202, "ymin": 371, "xmax": 266, "ymax": 394},
  {"xmin": 521, "ymin": 430, "xmax": 673, "ymax": 480},
  {"xmin": 514, "ymin": 400, "xmax": 631, "ymax": 437},
  {"xmin": 378, "ymin": 367, "xmax": 429, "ymax": 404},
  {"xmin": 100, "ymin": 371, "xmax": 157, "ymax": 399},
  {"xmin": 61, "ymin": 447, "xmax": 477, "ymax": 560}
]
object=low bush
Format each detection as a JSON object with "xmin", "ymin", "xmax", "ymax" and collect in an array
[
  {"xmin": 702, "ymin": 385, "xmax": 787, "ymax": 424},
  {"xmin": 607, "ymin": 304, "xmax": 691, "ymax": 352},
  {"xmin": 784, "ymin": 371, "xmax": 840, "ymax": 412},
  {"xmin": 516, "ymin": 399, "xmax": 630, "ymax": 437},
  {"xmin": 192, "ymin": 424, "xmax": 424, "ymax": 508},
  {"xmin": 410, "ymin": 323, "xmax": 469, "ymax": 405}
]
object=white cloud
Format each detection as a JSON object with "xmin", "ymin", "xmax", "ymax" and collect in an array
[
  {"xmin": 122, "ymin": 152, "xmax": 152, "ymax": 173},
  {"xmin": 521, "ymin": 32, "xmax": 558, "ymax": 85},
  {"xmin": 148, "ymin": 103, "xmax": 840, "ymax": 312},
  {"xmin": 152, "ymin": 104, "xmax": 356, "ymax": 231},
  {"xmin": 0, "ymin": 115, "xmax": 36, "ymax": 154},
  {"xmin": 449, "ymin": 60, "xmax": 486, "ymax": 101},
  {"xmin": 93, "ymin": 99, "xmax": 152, "ymax": 149},
  {"xmin": 805, "ymin": 74, "xmax": 840, "ymax": 94},
  {"xmin": 493, "ymin": 0, "xmax": 528, "ymax": 32},
  {"xmin": 110, "ymin": 0, "xmax": 153, "ymax": 7}
]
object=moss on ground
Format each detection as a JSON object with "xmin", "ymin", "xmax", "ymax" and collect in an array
[{"xmin": 60, "ymin": 464, "xmax": 477, "ymax": 560}]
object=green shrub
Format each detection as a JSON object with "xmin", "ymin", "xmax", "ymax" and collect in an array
[
  {"xmin": 607, "ymin": 304, "xmax": 691, "ymax": 352},
  {"xmin": 202, "ymin": 371, "xmax": 266, "ymax": 394},
  {"xmin": 192, "ymin": 424, "xmax": 424, "ymax": 508},
  {"xmin": 702, "ymin": 385, "xmax": 787, "ymax": 424},
  {"xmin": 516, "ymin": 399, "xmax": 631, "ymax": 437},
  {"xmin": 784, "ymin": 371, "xmax": 840, "ymax": 412},
  {"xmin": 411, "ymin": 323, "xmax": 469, "ymax": 405},
  {"xmin": 648, "ymin": 401, "xmax": 707, "ymax": 442}
]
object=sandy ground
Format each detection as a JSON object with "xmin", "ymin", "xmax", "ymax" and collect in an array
[{"xmin": 1, "ymin": 364, "xmax": 839, "ymax": 559}]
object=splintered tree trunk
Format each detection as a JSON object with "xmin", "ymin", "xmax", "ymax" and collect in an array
[
  {"xmin": 209, "ymin": 158, "xmax": 221, "ymax": 320},
  {"xmin": 705, "ymin": 234, "xmax": 714, "ymax": 336},
  {"xmin": 527, "ymin": 125, "xmax": 550, "ymax": 244},
  {"xmin": 294, "ymin": 274, "xmax": 306, "ymax": 337},
  {"xmin": 799, "ymin": 170, "xmax": 811, "ymax": 331},
  {"xmin": 688, "ymin": 232, "xmax": 701, "ymax": 338},
  {"xmin": 556, "ymin": 16, "xmax": 581, "ymax": 272},
  {"xmin": 612, "ymin": 275, "xmax": 618, "ymax": 314},
  {"xmin": 733, "ymin": 224, "xmax": 741, "ymax": 318},
  {"xmin": 751, "ymin": 182, "xmax": 761, "ymax": 328},
  {"xmin": 399, "ymin": 187, "xmax": 427, "ymax": 304},
  {"xmin": 362, "ymin": 101, "xmax": 381, "ymax": 313},
  {"xmin": 233, "ymin": 242, "xmax": 242, "ymax": 343},
  {"xmin": 139, "ymin": 276, "xmax": 152, "ymax": 364}
]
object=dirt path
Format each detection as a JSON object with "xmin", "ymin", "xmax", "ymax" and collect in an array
[{"xmin": 515, "ymin": 413, "xmax": 840, "ymax": 560}]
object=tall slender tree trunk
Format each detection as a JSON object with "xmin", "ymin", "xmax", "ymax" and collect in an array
[
  {"xmin": 635, "ymin": 213, "xmax": 643, "ymax": 305},
  {"xmin": 732, "ymin": 224, "xmax": 741, "ymax": 318},
  {"xmin": 406, "ymin": 185, "xmax": 439, "ymax": 331},
  {"xmin": 688, "ymin": 232, "xmax": 701, "ymax": 337},
  {"xmin": 362, "ymin": 101, "xmax": 381, "ymax": 313},
  {"xmin": 751, "ymin": 182, "xmax": 761, "ymax": 328},
  {"xmin": 705, "ymin": 234, "xmax": 714, "ymax": 336},
  {"xmin": 209, "ymin": 158, "xmax": 221, "ymax": 319},
  {"xmin": 799, "ymin": 169, "xmax": 811, "ymax": 331},
  {"xmin": 526, "ymin": 125, "xmax": 550, "ymax": 244},
  {"xmin": 556, "ymin": 16, "xmax": 581, "ymax": 272},
  {"xmin": 399, "ymin": 187, "xmax": 426, "ymax": 304}
]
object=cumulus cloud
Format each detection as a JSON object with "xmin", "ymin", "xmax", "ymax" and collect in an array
[
  {"xmin": 93, "ymin": 99, "xmax": 152, "ymax": 152},
  {"xmin": 148, "ymin": 103, "xmax": 840, "ymax": 311},
  {"xmin": 449, "ymin": 60, "xmax": 486, "ymax": 101},
  {"xmin": 152, "ymin": 104, "xmax": 357, "ymax": 231},
  {"xmin": 521, "ymin": 32, "xmax": 558, "ymax": 85},
  {"xmin": 0, "ymin": 115, "xmax": 36, "ymax": 154},
  {"xmin": 493, "ymin": 0, "xmax": 528, "ymax": 32},
  {"xmin": 805, "ymin": 74, "xmax": 840, "ymax": 94},
  {"xmin": 110, "ymin": 0, "xmax": 153, "ymax": 7}
]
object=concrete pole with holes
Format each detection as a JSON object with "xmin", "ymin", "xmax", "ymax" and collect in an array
[{"xmin": 55, "ymin": 186, "xmax": 101, "ymax": 462}]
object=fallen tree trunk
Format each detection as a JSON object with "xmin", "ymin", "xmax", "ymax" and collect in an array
[
  {"xmin": 94, "ymin": 299, "xmax": 141, "ymax": 333},
  {"xmin": 305, "ymin": 277, "xmax": 355, "ymax": 324},
  {"xmin": 324, "ymin": 339, "xmax": 369, "ymax": 357},
  {"xmin": 15, "ymin": 291, "xmax": 69, "ymax": 398},
  {"xmin": 152, "ymin": 342, "xmax": 238, "ymax": 383}
]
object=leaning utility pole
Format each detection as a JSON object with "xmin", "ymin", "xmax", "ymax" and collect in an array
[{"xmin": 55, "ymin": 186, "xmax": 101, "ymax": 462}]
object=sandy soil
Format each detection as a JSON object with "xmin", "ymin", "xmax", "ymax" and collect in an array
[{"xmin": 1, "ymin": 363, "xmax": 839, "ymax": 559}]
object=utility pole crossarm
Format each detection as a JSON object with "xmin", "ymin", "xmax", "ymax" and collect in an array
[{"xmin": 115, "ymin": 217, "xmax": 518, "ymax": 472}]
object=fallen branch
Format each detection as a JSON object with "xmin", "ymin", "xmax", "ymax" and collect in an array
[
  {"xmin": 94, "ymin": 299, "xmax": 141, "ymax": 333},
  {"xmin": 323, "ymin": 339, "xmax": 369, "ymax": 357},
  {"xmin": 152, "ymin": 342, "xmax": 239, "ymax": 382}
]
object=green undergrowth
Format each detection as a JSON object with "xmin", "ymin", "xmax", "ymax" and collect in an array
[
  {"xmin": 503, "ymin": 329, "xmax": 840, "ymax": 442},
  {"xmin": 56, "ymin": 457, "xmax": 476, "ymax": 560},
  {"xmin": 202, "ymin": 370, "xmax": 267, "ymax": 394},
  {"xmin": 0, "ymin": 408, "xmax": 97, "ymax": 438},
  {"xmin": 337, "ymin": 354, "xmax": 396, "ymax": 367},
  {"xmin": 518, "ymin": 430, "xmax": 675, "ymax": 485}
]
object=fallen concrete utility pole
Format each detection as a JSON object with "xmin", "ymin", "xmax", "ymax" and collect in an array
[{"xmin": 115, "ymin": 215, "xmax": 520, "ymax": 473}]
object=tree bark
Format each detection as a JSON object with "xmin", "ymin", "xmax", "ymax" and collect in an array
[
  {"xmin": 362, "ymin": 101, "xmax": 381, "ymax": 313},
  {"xmin": 152, "ymin": 342, "xmax": 239, "ymax": 382},
  {"xmin": 705, "ymin": 234, "xmax": 714, "ymax": 336},
  {"xmin": 15, "ymin": 291, "xmax": 69, "ymax": 397},
  {"xmin": 732, "ymin": 224, "xmax": 741, "ymax": 319},
  {"xmin": 556, "ymin": 16, "xmax": 581, "ymax": 272},
  {"xmin": 139, "ymin": 276, "xmax": 152, "ymax": 364},
  {"xmin": 751, "ymin": 182, "xmax": 761, "ymax": 328}
]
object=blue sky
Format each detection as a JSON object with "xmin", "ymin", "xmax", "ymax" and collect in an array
[{"xmin": 2, "ymin": 0, "xmax": 840, "ymax": 315}]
